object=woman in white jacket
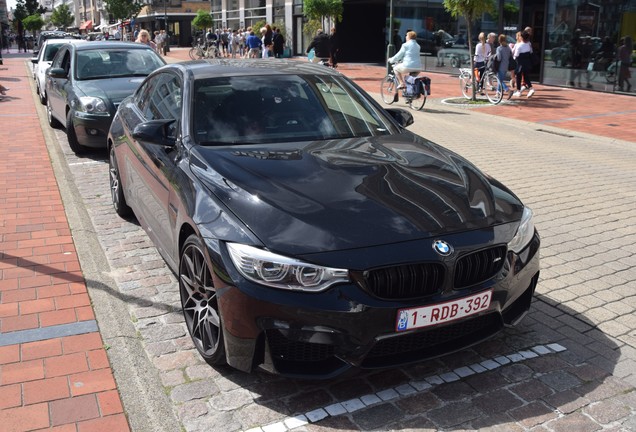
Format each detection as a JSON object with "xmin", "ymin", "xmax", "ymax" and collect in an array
[{"xmin": 389, "ymin": 31, "xmax": 422, "ymax": 89}]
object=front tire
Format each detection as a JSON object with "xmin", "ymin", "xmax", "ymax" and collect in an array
[
  {"xmin": 66, "ymin": 111, "xmax": 86, "ymax": 154},
  {"xmin": 180, "ymin": 235, "xmax": 226, "ymax": 366},
  {"xmin": 380, "ymin": 75, "xmax": 398, "ymax": 104},
  {"xmin": 47, "ymin": 98, "xmax": 61, "ymax": 128},
  {"xmin": 37, "ymin": 83, "xmax": 46, "ymax": 105},
  {"xmin": 109, "ymin": 145, "xmax": 132, "ymax": 218},
  {"xmin": 188, "ymin": 47, "xmax": 198, "ymax": 60}
]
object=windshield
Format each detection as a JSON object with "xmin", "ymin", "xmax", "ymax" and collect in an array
[
  {"xmin": 76, "ymin": 49, "xmax": 164, "ymax": 80},
  {"xmin": 193, "ymin": 75, "xmax": 393, "ymax": 145}
]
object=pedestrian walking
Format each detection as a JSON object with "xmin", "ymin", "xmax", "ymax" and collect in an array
[
  {"xmin": 329, "ymin": 27, "xmax": 339, "ymax": 67},
  {"xmin": 246, "ymin": 31, "xmax": 262, "ymax": 58},
  {"xmin": 474, "ymin": 32, "xmax": 491, "ymax": 72},
  {"xmin": 617, "ymin": 36, "xmax": 633, "ymax": 92},
  {"xmin": 135, "ymin": 29, "xmax": 156, "ymax": 50},
  {"xmin": 512, "ymin": 30, "xmax": 535, "ymax": 98},
  {"xmin": 273, "ymin": 27, "xmax": 285, "ymax": 58},
  {"xmin": 495, "ymin": 34, "xmax": 514, "ymax": 99}
]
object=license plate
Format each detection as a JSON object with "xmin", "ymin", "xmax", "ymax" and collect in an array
[{"xmin": 396, "ymin": 290, "xmax": 492, "ymax": 332}]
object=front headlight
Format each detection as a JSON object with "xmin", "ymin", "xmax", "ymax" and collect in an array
[
  {"xmin": 74, "ymin": 96, "xmax": 109, "ymax": 116},
  {"xmin": 227, "ymin": 243, "xmax": 350, "ymax": 292},
  {"xmin": 508, "ymin": 207, "xmax": 535, "ymax": 253}
]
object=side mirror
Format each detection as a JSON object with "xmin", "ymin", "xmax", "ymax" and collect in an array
[
  {"xmin": 132, "ymin": 119, "xmax": 177, "ymax": 147},
  {"xmin": 47, "ymin": 67, "xmax": 67, "ymax": 79},
  {"xmin": 31, "ymin": 57, "xmax": 38, "ymax": 64},
  {"xmin": 385, "ymin": 108, "xmax": 414, "ymax": 128}
]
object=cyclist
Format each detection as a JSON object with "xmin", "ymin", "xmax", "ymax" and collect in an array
[{"xmin": 388, "ymin": 30, "xmax": 422, "ymax": 89}]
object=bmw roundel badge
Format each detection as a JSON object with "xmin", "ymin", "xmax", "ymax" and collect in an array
[{"xmin": 432, "ymin": 240, "xmax": 453, "ymax": 256}]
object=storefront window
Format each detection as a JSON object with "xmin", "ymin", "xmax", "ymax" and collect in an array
[
  {"xmin": 273, "ymin": 0, "xmax": 285, "ymax": 25},
  {"xmin": 543, "ymin": 0, "xmax": 634, "ymax": 94}
]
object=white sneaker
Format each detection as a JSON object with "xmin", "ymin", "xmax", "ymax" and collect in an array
[
  {"xmin": 527, "ymin": 88, "xmax": 535, "ymax": 98},
  {"xmin": 520, "ymin": 85, "xmax": 527, "ymax": 92},
  {"xmin": 513, "ymin": 91, "xmax": 521, "ymax": 97}
]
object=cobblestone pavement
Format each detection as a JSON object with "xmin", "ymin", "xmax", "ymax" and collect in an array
[{"xmin": 36, "ymin": 68, "xmax": 636, "ymax": 432}]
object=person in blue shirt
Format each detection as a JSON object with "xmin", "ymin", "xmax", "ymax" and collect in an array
[
  {"xmin": 388, "ymin": 31, "xmax": 422, "ymax": 89},
  {"xmin": 246, "ymin": 31, "xmax": 262, "ymax": 58}
]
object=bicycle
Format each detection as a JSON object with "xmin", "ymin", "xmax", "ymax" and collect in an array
[
  {"xmin": 458, "ymin": 66, "xmax": 503, "ymax": 104},
  {"xmin": 380, "ymin": 63, "xmax": 427, "ymax": 111},
  {"xmin": 587, "ymin": 55, "xmax": 617, "ymax": 84},
  {"xmin": 189, "ymin": 40, "xmax": 218, "ymax": 60}
]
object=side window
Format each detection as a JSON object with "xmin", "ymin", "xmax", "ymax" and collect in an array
[
  {"xmin": 60, "ymin": 51, "xmax": 71, "ymax": 76},
  {"xmin": 136, "ymin": 79, "xmax": 156, "ymax": 114},
  {"xmin": 50, "ymin": 47, "xmax": 66, "ymax": 69},
  {"xmin": 143, "ymin": 73, "xmax": 182, "ymax": 125}
]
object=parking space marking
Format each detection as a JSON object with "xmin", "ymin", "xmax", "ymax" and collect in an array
[{"xmin": 245, "ymin": 343, "xmax": 568, "ymax": 432}]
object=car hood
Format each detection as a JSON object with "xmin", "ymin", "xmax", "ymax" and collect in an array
[
  {"xmin": 190, "ymin": 133, "xmax": 524, "ymax": 255},
  {"xmin": 75, "ymin": 77, "xmax": 146, "ymax": 106}
]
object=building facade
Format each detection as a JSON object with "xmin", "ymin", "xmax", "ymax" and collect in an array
[{"xmin": 19, "ymin": 0, "xmax": 634, "ymax": 95}]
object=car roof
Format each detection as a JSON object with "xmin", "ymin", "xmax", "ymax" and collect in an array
[
  {"xmin": 169, "ymin": 59, "xmax": 343, "ymax": 79},
  {"xmin": 41, "ymin": 39, "xmax": 86, "ymax": 47},
  {"xmin": 70, "ymin": 41, "xmax": 156, "ymax": 51}
]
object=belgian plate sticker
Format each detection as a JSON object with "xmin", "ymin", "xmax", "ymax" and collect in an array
[{"xmin": 396, "ymin": 290, "xmax": 492, "ymax": 331}]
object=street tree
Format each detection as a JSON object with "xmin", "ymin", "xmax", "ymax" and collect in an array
[
  {"xmin": 104, "ymin": 0, "xmax": 145, "ymax": 25},
  {"xmin": 22, "ymin": 15, "xmax": 45, "ymax": 34},
  {"xmin": 50, "ymin": 4, "xmax": 75, "ymax": 30},
  {"xmin": 303, "ymin": 0, "xmax": 342, "ymax": 39},
  {"xmin": 192, "ymin": 9, "xmax": 213, "ymax": 32},
  {"xmin": 442, "ymin": 0, "xmax": 496, "ymax": 100}
]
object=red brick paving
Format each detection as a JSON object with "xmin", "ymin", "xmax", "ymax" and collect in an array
[
  {"xmin": 0, "ymin": 47, "xmax": 633, "ymax": 432},
  {"xmin": 0, "ymin": 53, "xmax": 130, "ymax": 432}
]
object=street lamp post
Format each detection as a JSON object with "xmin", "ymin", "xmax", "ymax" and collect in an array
[
  {"xmin": 164, "ymin": 0, "xmax": 167, "ymax": 31},
  {"xmin": 386, "ymin": 0, "xmax": 395, "ymax": 73}
]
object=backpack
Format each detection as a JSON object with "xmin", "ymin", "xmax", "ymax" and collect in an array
[{"xmin": 487, "ymin": 54, "xmax": 500, "ymax": 73}]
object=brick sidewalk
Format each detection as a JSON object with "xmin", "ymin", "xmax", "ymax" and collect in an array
[{"xmin": 0, "ymin": 56, "xmax": 130, "ymax": 432}]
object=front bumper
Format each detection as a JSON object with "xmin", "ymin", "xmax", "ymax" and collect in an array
[
  {"xmin": 72, "ymin": 111, "xmax": 112, "ymax": 148},
  {"xmin": 210, "ymin": 231, "xmax": 540, "ymax": 379}
]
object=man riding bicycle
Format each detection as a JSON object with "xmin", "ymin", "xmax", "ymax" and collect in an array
[{"xmin": 388, "ymin": 31, "xmax": 422, "ymax": 89}]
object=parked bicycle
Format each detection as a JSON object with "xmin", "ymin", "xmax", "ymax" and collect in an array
[
  {"xmin": 189, "ymin": 39, "xmax": 218, "ymax": 60},
  {"xmin": 458, "ymin": 66, "xmax": 503, "ymax": 104},
  {"xmin": 380, "ymin": 63, "xmax": 428, "ymax": 111},
  {"xmin": 587, "ymin": 55, "xmax": 617, "ymax": 84}
]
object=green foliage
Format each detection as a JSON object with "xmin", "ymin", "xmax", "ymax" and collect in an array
[
  {"xmin": 252, "ymin": 19, "xmax": 266, "ymax": 33},
  {"xmin": 303, "ymin": 0, "xmax": 343, "ymax": 23},
  {"xmin": 23, "ymin": 0, "xmax": 46, "ymax": 16},
  {"xmin": 22, "ymin": 14, "xmax": 45, "ymax": 33},
  {"xmin": 50, "ymin": 4, "xmax": 75, "ymax": 29},
  {"xmin": 192, "ymin": 9, "xmax": 213, "ymax": 31},
  {"xmin": 503, "ymin": 2, "xmax": 519, "ymax": 23},
  {"xmin": 303, "ymin": 19, "xmax": 322, "ymax": 40},
  {"xmin": 104, "ymin": 0, "xmax": 145, "ymax": 22}
]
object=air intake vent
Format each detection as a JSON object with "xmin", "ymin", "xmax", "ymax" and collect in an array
[
  {"xmin": 360, "ymin": 263, "xmax": 445, "ymax": 300},
  {"xmin": 454, "ymin": 246, "xmax": 507, "ymax": 289}
]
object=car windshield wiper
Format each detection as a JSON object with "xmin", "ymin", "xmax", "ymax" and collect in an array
[{"xmin": 79, "ymin": 75, "xmax": 112, "ymax": 80}]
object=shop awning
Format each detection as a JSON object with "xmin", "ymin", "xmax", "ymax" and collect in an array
[{"xmin": 79, "ymin": 20, "xmax": 93, "ymax": 30}]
